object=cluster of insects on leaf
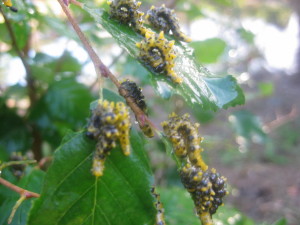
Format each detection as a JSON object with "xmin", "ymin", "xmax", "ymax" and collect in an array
[
  {"xmin": 85, "ymin": 1, "xmax": 228, "ymax": 224},
  {"xmin": 108, "ymin": 0, "xmax": 191, "ymax": 84},
  {"xmin": 162, "ymin": 113, "xmax": 228, "ymax": 222}
]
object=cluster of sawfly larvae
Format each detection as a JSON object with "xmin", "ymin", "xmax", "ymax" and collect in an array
[
  {"xmin": 2, "ymin": 0, "xmax": 18, "ymax": 12},
  {"xmin": 86, "ymin": 100, "xmax": 131, "ymax": 177},
  {"xmin": 162, "ymin": 113, "xmax": 228, "ymax": 223},
  {"xmin": 151, "ymin": 187, "xmax": 166, "ymax": 225},
  {"xmin": 119, "ymin": 79, "xmax": 154, "ymax": 137},
  {"xmin": 146, "ymin": 4, "xmax": 191, "ymax": 43},
  {"xmin": 136, "ymin": 30, "xmax": 182, "ymax": 84},
  {"xmin": 107, "ymin": 0, "xmax": 147, "ymax": 35},
  {"xmin": 108, "ymin": 0, "xmax": 191, "ymax": 84}
]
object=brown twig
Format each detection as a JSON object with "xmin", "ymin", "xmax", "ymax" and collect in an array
[
  {"xmin": 57, "ymin": 0, "xmax": 154, "ymax": 129},
  {"xmin": 90, "ymin": 49, "xmax": 126, "ymax": 90},
  {"xmin": 0, "ymin": 7, "xmax": 30, "ymax": 77},
  {"xmin": 0, "ymin": 177, "xmax": 40, "ymax": 198},
  {"xmin": 0, "ymin": 6, "xmax": 42, "ymax": 160},
  {"xmin": 263, "ymin": 105, "xmax": 299, "ymax": 133}
]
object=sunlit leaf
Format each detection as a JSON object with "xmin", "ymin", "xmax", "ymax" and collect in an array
[
  {"xmin": 82, "ymin": 8, "xmax": 244, "ymax": 111},
  {"xmin": 258, "ymin": 82, "xmax": 274, "ymax": 97},
  {"xmin": 189, "ymin": 38, "xmax": 227, "ymax": 64},
  {"xmin": 237, "ymin": 28, "xmax": 255, "ymax": 44}
]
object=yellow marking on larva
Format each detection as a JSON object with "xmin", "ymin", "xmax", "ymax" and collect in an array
[
  {"xmin": 92, "ymin": 159, "xmax": 105, "ymax": 177},
  {"xmin": 199, "ymin": 212, "xmax": 213, "ymax": 225},
  {"xmin": 88, "ymin": 99, "xmax": 131, "ymax": 177},
  {"xmin": 3, "ymin": 0, "xmax": 12, "ymax": 7}
]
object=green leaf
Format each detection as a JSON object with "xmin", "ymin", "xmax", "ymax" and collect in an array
[
  {"xmin": 159, "ymin": 187, "xmax": 256, "ymax": 225},
  {"xmin": 3, "ymin": 84, "xmax": 27, "ymax": 100},
  {"xmin": 189, "ymin": 38, "xmax": 227, "ymax": 64},
  {"xmin": 119, "ymin": 55, "xmax": 150, "ymax": 86},
  {"xmin": 28, "ymin": 130, "xmax": 156, "ymax": 225},
  {"xmin": 0, "ymin": 21, "xmax": 30, "ymax": 50},
  {"xmin": 0, "ymin": 102, "xmax": 31, "ymax": 154},
  {"xmin": 89, "ymin": 88, "xmax": 125, "ymax": 111},
  {"xmin": 158, "ymin": 132, "xmax": 181, "ymax": 167},
  {"xmin": 0, "ymin": 168, "xmax": 45, "ymax": 225},
  {"xmin": 237, "ymin": 28, "xmax": 255, "ymax": 44},
  {"xmin": 44, "ymin": 78, "xmax": 93, "ymax": 126},
  {"xmin": 177, "ymin": 2, "xmax": 204, "ymax": 21},
  {"xmin": 82, "ymin": 9, "xmax": 244, "ymax": 111},
  {"xmin": 152, "ymin": 81, "xmax": 172, "ymax": 99},
  {"xmin": 31, "ymin": 78, "xmax": 93, "ymax": 126},
  {"xmin": 272, "ymin": 218, "xmax": 288, "ymax": 225},
  {"xmin": 258, "ymin": 82, "xmax": 274, "ymax": 97},
  {"xmin": 229, "ymin": 110, "xmax": 268, "ymax": 146},
  {"xmin": 29, "ymin": 78, "xmax": 93, "ymax": 147},
  {"xmin": 213, "ymin": 0, "xmax": 233, "ymax": 7},
  {"xmin": 30, "ymin": 52, "xmax": 81, "ymax": 85}
]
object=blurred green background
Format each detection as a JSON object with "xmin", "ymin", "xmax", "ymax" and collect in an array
[{"xmin": 0, "ymin": 0, "xmax": 300, "ymax": 224}]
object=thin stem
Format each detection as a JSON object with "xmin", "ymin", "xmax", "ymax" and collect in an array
[
  {"xmin": 8, "ymin": 195, "xmax": 26, "ymax": 224},
  {"xmin": 57, "ymin": 0, "xmax": 154, "ymax": 131},
  {"xmin": 0, "ymin": 160, "xmax": 36, "ymax": 171},
  {"xmin": 90, "ymin": 49, "xmax": 125, "ymax": 91},
  {"xmin": 0, "ymin": 6, "xmax": 31, "ymax": 79},
  {"xmin": 0, "ymin": 6, "xmax": 42, "ymax": 160},
  {"xmin": 57, "ymin": 0, "xmax": 104, "ymax": 80},
  {"xmin": 0, "ymin": 177, "xmax": 40, "ymax": 198}
]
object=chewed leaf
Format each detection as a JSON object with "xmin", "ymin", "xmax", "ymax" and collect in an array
[{"xmin": 83, "ymin": 7, "xmax": 244, "ymax": 111}]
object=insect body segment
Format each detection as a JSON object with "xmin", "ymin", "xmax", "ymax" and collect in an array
[
  {"xmin": 162, "ymin": 113, "xmax": 228, "ymax": 223},
  {"xmin": 119, "ymin": 79, "xmax": 154, "ymax": 137},
  {"xmin": 146, "ymin": 4, "xmax": 191, "ymax": 43},
  {"xmin": 120, "ymin": 79, "xmax": 148, "ymax": 114},
  {"xmin": 2, "ymin": 0, "xmax": 18, "ymax": 12},
  {"xmin": 180, "ymin": 165, "xmax": 228, "ymax": 216},
  {"xmin": 136, "ymin": 30, "xmax": 182, "ymax": 84},
  {"xmin": 86, "ymin": 100, "xmax": 131, "ymax": 177},
  {"xmin": 161, "ymin": 113, "xmax": 206, "ymax": 169},
  {"xmin": 151, "ymin": 187, "xmax": 166, "ymax": 225},
  {"xmin": 108, "ymin": 0, "xmax": 147, "ymax": 35}
]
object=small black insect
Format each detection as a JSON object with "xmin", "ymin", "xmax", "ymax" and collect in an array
[{"xmin": 146, "ymin": 4, "xmax": 191, "ymax": 42}]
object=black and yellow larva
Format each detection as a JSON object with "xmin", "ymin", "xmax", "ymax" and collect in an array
[
  {"xmin": 162, "ymin": 113, "xmax": 228, "ymax": 223},
  {"xmin": 136, "ymin": 30, "xmax": 182, "ymax": 84},
  {"xmin": 151, "ymin": 187, "xmax": 166, "ymax": 225},
  {"xmin": 180, "ymin": 164, "xmax": 228, "ymax": 219},
  {"xmin": 107, "ymin": 0, "xmax": 147, "ymax": 35},
  {"xmin": 146, "ymin": 4, "xmax": 191, "ymax": 43},
  {"xmin": 120, "ymin": 79, "xmax": 148, "ymax": 114},
  {"xmin": 161, "ymin": 112, "xmax": 207, "ymax": 170},
  {"xmin": 2, "ymin": 0, "xmax": 18, "ymax": 12},
  {"xmin": 86, "ymin": 100, "xmax": 131, "ymax": 177},
  {"xmin": 119, "ymin": 79, "xmax": 154, "ymax": 138}
]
